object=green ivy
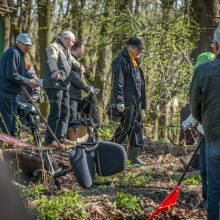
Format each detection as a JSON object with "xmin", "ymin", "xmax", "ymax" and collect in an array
[
  {"xmin": 114, "ymin": 192, "xmax": 141, "ymax": 217},
  {"xmin": 20, "ymin": 184, "xmax": 48, "ymax": 199},
  {"xmin": 36, "ymin": 191, "xmax": 87, "ymax": 220},
  {"xmin": 184, "ymin": 175, "xmax": 202, "ymax": 185}
]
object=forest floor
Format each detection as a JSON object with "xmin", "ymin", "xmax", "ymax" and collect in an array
[{"xmin": 15, "ymin": 135, "xmax": 207, "ymax": 220}]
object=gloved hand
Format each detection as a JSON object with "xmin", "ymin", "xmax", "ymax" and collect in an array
[
  {"xmin": 89, "ymin": 87, "xmax": 100, "ymax": 95},
  {"xmin": 182, "ymin": 120, "xmax": 192, "ymax": 130},
  {"xmin": 116, "ymin": 103, "xmax": 125, "ymax": 113}
]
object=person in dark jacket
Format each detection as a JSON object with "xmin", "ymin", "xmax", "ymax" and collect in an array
[
  {"xmin": 189, "ymin": 27, "xmax": 220, "ymax": 220},
  {"xmin": 179, "ymin": 103, "xmax": 198, "ymax": 145},
  {"xmin": 68, "ymin": 41, "xmax": 99, "ymax": 125},
  {"xmin": 110, "ymin": 37, "xmax": 146, "ymax": 165},
  {"xmin": 43, "ymin": 31, "xmax": 76, "ymax": 147},
  {"xmin": 0, "ymin": 33, "xmax": 39, "ymax": 136}
]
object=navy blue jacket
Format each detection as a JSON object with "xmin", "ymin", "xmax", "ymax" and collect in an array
[
  {"xmin": 0, "ymin": 45, "xmax": 29, "ymax": 96},
  {"xmin": 111, "ymin": 48, "xmax": 146, "ymax": 109}
]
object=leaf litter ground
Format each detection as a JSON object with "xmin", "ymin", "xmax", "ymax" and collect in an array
[{"xmin": 21, "ymin": 137, "xmax": 206, "ymax": 220}]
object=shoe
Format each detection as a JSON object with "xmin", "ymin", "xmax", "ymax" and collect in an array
[
  {"xmin": 60, "ymin": 139, "xmax": 75, "ymax": 145},
  {"xmin": 129, "ymin": 146, "xmax": 144, "ymax": 166}
]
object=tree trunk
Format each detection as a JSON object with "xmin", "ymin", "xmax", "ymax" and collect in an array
[
  {"xmin": 94, "ymin": 1, "xmax": 111, "ymax": 122},
  {"xmin": 2, "ymin": 0, "xmax": 11, "ymax": 50},
  {"xmin": 112, "ymin": 0, "xmax": 132, "ymax": 56},
  {"xmin": 190, "ymin": 0, "xmax": 219, "ymax": 60},
  {"xmin": 157, "ymin": 0, "xmax": 175, "ymax": 140},
  {"xmin": 158, "ymin": 101, "xmax": 167, "ymax": 140},
  {"xmin": 37, "ymin": 0, "xmax": 52, "ymax": 118}
]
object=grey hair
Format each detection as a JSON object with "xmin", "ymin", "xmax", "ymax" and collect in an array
[
  {"xmin": 214, "ymin": 27, "xmax": 220, "ymax": 44},
  {"xmin": 60, "ymin": 31, "xmax": 75, "ymax": 41}
]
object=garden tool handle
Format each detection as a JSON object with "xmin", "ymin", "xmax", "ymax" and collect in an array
[
  {"xmin": 177, "ymin": 136, "xmax": 204, "ymax": 186},
  {"xmin": 21, "ymin": 86, "xmax": 64, "ymax": 150}
]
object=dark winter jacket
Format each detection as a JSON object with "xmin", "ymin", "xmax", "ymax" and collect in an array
[
  {"xmin": 68, "ymin": 54, "xmax": 91, "ymax": 100},
  {"xmin": 69, "ymin": 71, "xmax": 91, "ymax": 100},
  {"xmin": 111, "ymin": 48, "xmax": 146, "ymax": 109},
  {"xmin": 189, "ymin": 54, "xmax": 220, "ymax": 141},
  {"xmin": 0, "ymin": 45, "xmax": 30, "ymax": 96}
]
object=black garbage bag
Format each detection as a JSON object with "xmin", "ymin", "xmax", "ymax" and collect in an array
[{"xmin": 80, "ymin": 94, "xmax": 100, "ymax": 129}]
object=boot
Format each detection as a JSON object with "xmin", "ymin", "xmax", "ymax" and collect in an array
[{"xmin": 130, "ymin": 146, "xmax": 144, "ymax": 166}]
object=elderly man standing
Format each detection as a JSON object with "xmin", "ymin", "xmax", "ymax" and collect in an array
[
  {"xmin": 110, "ymin": 37, "xmax": 146, "ymax": 165},
  {"xmin": 43, "ymin": 31, "xmax": 75, "ymax": 147},
  {"xmin": 189, "ymin": 27, "xmax": 220, "ymax": 220},
  {"xmin": 0, "ymin": 33, "xmax": 39, "ymax": 136}
]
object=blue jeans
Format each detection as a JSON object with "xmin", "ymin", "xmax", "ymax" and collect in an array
[
  {"xmin": 206, "ymin": 140, "xmax": 220, "ymax": 220},
  {"xmin": 199, "ymin": 135, "xmax": 207, "ymax": 200}
]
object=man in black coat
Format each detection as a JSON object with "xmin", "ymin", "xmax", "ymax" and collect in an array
[
  {"xmin": 111, "ymin": 37, "xmax": 146, "ymax": 165},
  {"xmin": 68, "ymin": 41, "xmax": 99, "ymax": 125}
]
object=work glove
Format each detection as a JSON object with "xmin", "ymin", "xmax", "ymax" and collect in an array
[
  {"xmin": 89, "ymin": 87, "xmax": 100, "ymax": 95},
  {"xmin": 116, "ymin": 103, "xmax": 125, "ymax": 113},
  {"xmin": 182, "ymin": 120, "xmax": 192, "ymax": 130}
]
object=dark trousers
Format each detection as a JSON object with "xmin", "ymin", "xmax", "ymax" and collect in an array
[
  {"xmin": 45, "ymin": 88, "xmax": 69, "ymax": 144},
  {"xmin": 199, "ymin": 135, "xmax": 207, "ymax": 200},
  {"xmin": 0, "ymin": 92, "xmax": 17, "ymax": 136},
  {"xmin": 112, "ymin": 104, "xmax": 143, "ymax": 148},
  {"xmin": 69, "ymin": 98, "xmax": 80, "ymax": 123}
]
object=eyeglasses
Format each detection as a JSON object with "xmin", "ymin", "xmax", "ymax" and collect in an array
[{"xmin": 22, "ymin": 43, "xmax": 31, "ymax": 48}]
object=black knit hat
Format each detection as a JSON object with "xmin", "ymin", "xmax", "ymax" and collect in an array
[{"xmin": 126, "ymin": 37, "xmax": 145, "ymax": 50}]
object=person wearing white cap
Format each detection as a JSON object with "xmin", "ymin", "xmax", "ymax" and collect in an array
[{"xmin": 0, "ymin": 33, "xmax": 39, "ymax": 136}]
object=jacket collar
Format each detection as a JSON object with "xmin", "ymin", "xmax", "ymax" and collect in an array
[
  {"xmin": 121, "ymin": 48, "xmax": 130, "ymax": 60},
  {"xmin": 15, "ymin": 44, "xmax": 24, "ymax": 56},
  {"xmin": 56, "ymin": 38, "xmax": 66, "ymax": 50},
  {"xmin": 216, "ymin": 53, "xmax": 220, "ymax": 60},
  {"xmin": 71, "ymin": 53, "xmax": 78, "ymax": 60},
  {"xmin": 121, "ymin": 48, "xmax": 141, "ymax": 67}
]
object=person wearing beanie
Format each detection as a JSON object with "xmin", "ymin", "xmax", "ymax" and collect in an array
[
  {"xmin": 189, "ymin": 27, "xmax": 220, "ymax": 220},
  {"xmin": 110, "ymin": 37, "xmax": 146, "ymax": 166},
  {"xmin": 193, "ymin": 52, "xmax": 215, "ymax": 70},
  {"xmin": 182, "ymin": 52, "xmax": 215, "ymax": 209},
  {"xmin": 0, "ymin": 33, "xmax": 39, "ymax": 136}
]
